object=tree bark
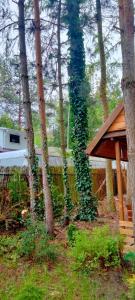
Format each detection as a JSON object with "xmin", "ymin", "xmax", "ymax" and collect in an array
[
  {"xmin": 33, "ymin": 0, "xmax": 54, "ymax": 235},
  {"xmin": 118, "ymin": 0, "xmax": 135, "ymax": 224},
  {"xmin": 57, "ymin": 0, "xmax": 72, "ymax": 216},
  {"xmin": 96, "ymin": 0, "xmax": 115, "ymax": 212},
  {"xmin": 18, "ymin": 0, "xmax": 38, "ymax": 220},
  {"xmin": 18, "ymin": 85, "xmax": 22, "ymax": 130}
]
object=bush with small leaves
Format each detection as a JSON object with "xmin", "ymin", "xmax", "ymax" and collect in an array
[
  {"xmin": 0, "ymin": 235, "xmax": 20, "ymax": 261},
  {"xmin": 19, "ymin": 221, "xmax": 58, "ymax": 262},
  {"xmin": 67, "ymin": 224, "xmax": 78, "ymax": 246},
  {"xmin": 124, "ymin": 251, "xmax": 135, "ymax": 271},
  {"xmin": 70, "ymin": 225, "xmax": 124, "ymax": 273}
]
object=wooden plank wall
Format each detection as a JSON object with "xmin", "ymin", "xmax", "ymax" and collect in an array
[
  {"xmin": 0, "ymin": 167, "xmax": 107, "ymax": 204},
  {"xmin": 108, "ymin": 109, "xmax": 126, "ymax": 132}
]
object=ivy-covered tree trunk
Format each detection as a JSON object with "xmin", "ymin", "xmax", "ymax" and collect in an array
[
  {"xmin": 57, "ymin": 0, "xmax": 73, "ymax": 218},
  {"xmin": 66, "ymin": 0, "xmax": 97, "ymax": 221},
  {"xmin": 18, "ymin": 0, "xmax": 38, "ymax": 220},
  {"xmin": 33, "ymin": 0, "xmax": 54, "ymax": 235},
  {"xmin": 96, "ymin": 0, "xmax": 115, "ymax": 212}
]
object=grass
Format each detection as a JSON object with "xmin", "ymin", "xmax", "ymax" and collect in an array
[
  {"xmin": 0, "ymin": 249, "xmax": 128, "ymax": 300},
  {"xmin": 0, "ymin": 223, "xmax": 130, "ymax": 300},
  {"xmin": 0, "ymin": 263, "xmax": 127, "ymax": 300}
]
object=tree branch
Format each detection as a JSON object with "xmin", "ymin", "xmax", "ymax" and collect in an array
[
  {"xmin": 12, "ymin": 0, "xmax": 18, "ymax": 4},
  {"xmin": 113, "ymin": 25, "xmax": 124, "ymax": 33},
  {"xmin": 0, "ymin": 21, "xmax": 18, "ymax": 32}
]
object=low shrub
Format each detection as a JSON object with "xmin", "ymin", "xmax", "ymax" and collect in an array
[
  {"xmin": 70, "ymin": 225, "xmax": 124, "ymax": 273},
  {"xmin": 0, "ymin": 235, "xmax": 20, "ymax": 258},
  {"xmin": 124, "ymin": 251, "xmax": 135, "ymax": 271},
  {"xmin": 19, "ymin": 221, "xmax": 58, "ymax": 262},
  {"xmin": 67, "ymin": 224, "xmax": 78, "ymax": 246},
  {"xmin": 0, "ymin": 222, "xmax": 58, "ymax": 263}
]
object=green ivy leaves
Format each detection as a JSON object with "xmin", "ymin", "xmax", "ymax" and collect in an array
[{"xmin": 66, "ymin": 0, "xmax": 97, "ymax": 221}]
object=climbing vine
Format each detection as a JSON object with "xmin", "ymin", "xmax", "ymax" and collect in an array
[
  {"xmin": 63, "ymin": 157, "xmax": 73, "ymax": 214},
  {"xmin": 66, "ymin": 0, "xmax": 97, "ymax": 220}
]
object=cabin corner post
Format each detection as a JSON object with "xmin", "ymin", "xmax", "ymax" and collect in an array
[{"xmin": 115, "ymin": 141, "xmax": 124, "ymax": 220}]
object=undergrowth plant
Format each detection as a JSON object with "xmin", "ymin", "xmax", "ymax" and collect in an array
[
  {"xmin": 70, "ymin": 225, "xmax": 124, "ymax": 273},
  {"xmin": 127, "ymin": 275, "xmax": 135, "ymax": 300},
  {"xmin": 0, "ymin": 221, "xmax": 58, "ymax": 263},
  {"xmin": 19, "ymin": 221, "xmax": 57, "ymax": 262},
  {"xmin": 124, "ymin": 251, "xmax": 135, "ymax": 271},
  {"xmin": 67, "ymin": 224, "xmax": 78, "ymax": 245},
  {"xmin": 0, "ymin": 235, "xmax": 20, "ymax": 261},
  {"xmin": 7, "ymin": 169, "xmax": 28, "ymax": 204}
]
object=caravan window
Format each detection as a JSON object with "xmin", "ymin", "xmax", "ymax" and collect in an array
[{"xmin": 10, "ymin": 134, "xmax": 20, "ymax": 144}]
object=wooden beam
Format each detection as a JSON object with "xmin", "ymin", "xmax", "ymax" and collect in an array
[
  {"xmin": 103, "ymin": 130, "xmax": 126, "ymax": 139},
  {"xmin": 115, "ymin": 141, "xmax": 124, "ymax": 220},
  {"xmin": 93, "ymin": 139, "xmax": 127, "ymax": 161}
]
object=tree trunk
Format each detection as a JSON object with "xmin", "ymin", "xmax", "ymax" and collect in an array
[
  {"xmin": 18, "ymin": 99, "xmax": 22, "ymax": 129},
  {"xmin": 96, "ymin": 0, "xmax": 115, "ymax": 212},
  {"xmin": 118, "ymin": 0, "xmax": 135, "ymax": 224},
  {"xmin": 57, "ymin": 0, "xmax": 72, "ymax": 217},
  {"xmin": 18, "ymin": 0, "xmax": 38, "ymax": 220},
  {"xmin": 33, "ymin": 0, "xmax": 54, "ymax": 235},
  {"xmin": 67, "ymin": 103, "xmax": 70, "ymax": 150},
  {"xmin": 66, "ymin": 0, "xmax": 97, "ymax": 221},
  {"xmin": 18, "ymin": 86, "xmax": 22, "ymax": 130}
]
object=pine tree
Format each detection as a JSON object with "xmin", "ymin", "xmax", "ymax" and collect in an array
[
  {"xmin": 96, "ymin": 0, "xmax": 115, "ymax": 212},
  {"xmin": 18, "ymin": 0, "xmax": 38, "ymax": 220},
  {"xmin": 57, "ymin": 0, "xmax": 73, "ymax": 218},
  {"xmin": 33, "ymin": 0, "xmax": 54, "ymax": 235}
]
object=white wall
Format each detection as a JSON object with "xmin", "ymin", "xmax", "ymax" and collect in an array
[
  {"xmin": 0, "ymin": 130, "xmax": 4, "ymax": 148},
  {"xmin": 0, "ymin": 128, "xmax": 27, "ymax": 150}
]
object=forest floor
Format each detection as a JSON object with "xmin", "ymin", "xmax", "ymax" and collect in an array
[{"xmin": 0, "ymin": 216, "xmax": 132, "ymax": 300}]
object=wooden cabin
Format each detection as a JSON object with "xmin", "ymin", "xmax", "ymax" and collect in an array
[{"xmin": 86, "ymin": 102, "xmax": 135, "ymax": 252}]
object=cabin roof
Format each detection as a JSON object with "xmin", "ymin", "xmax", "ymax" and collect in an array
[{"xmin": 86, "ymin": 102, "xmax": 127, "ymax": 161}]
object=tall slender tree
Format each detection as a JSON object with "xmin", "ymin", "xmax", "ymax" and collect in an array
[
  {"xmin": 18, "ymin": 0, "xmax": 38, "ymax": 220},
  {"xmin": 96, "ymin": 0, "xmax": 115, "ymax": 211},
  {"xmin": 118, "ymin": 0, "xmax": 135, "ymax": 224},
  {"xmin": 57, "ymin": 0, "xmax": 73, "ymax": 218},
  {"xmin": 66, "ymin": 0, "xmax": 97, "ymax": 221},
  {"xmin": 33, "ymin": 0, "xmax": 54, "ymax": 235}
]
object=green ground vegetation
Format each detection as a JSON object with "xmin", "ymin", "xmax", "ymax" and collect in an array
[{"xmin": 0, "ymin": 223, "xmax": 133, "ymax": 300}]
